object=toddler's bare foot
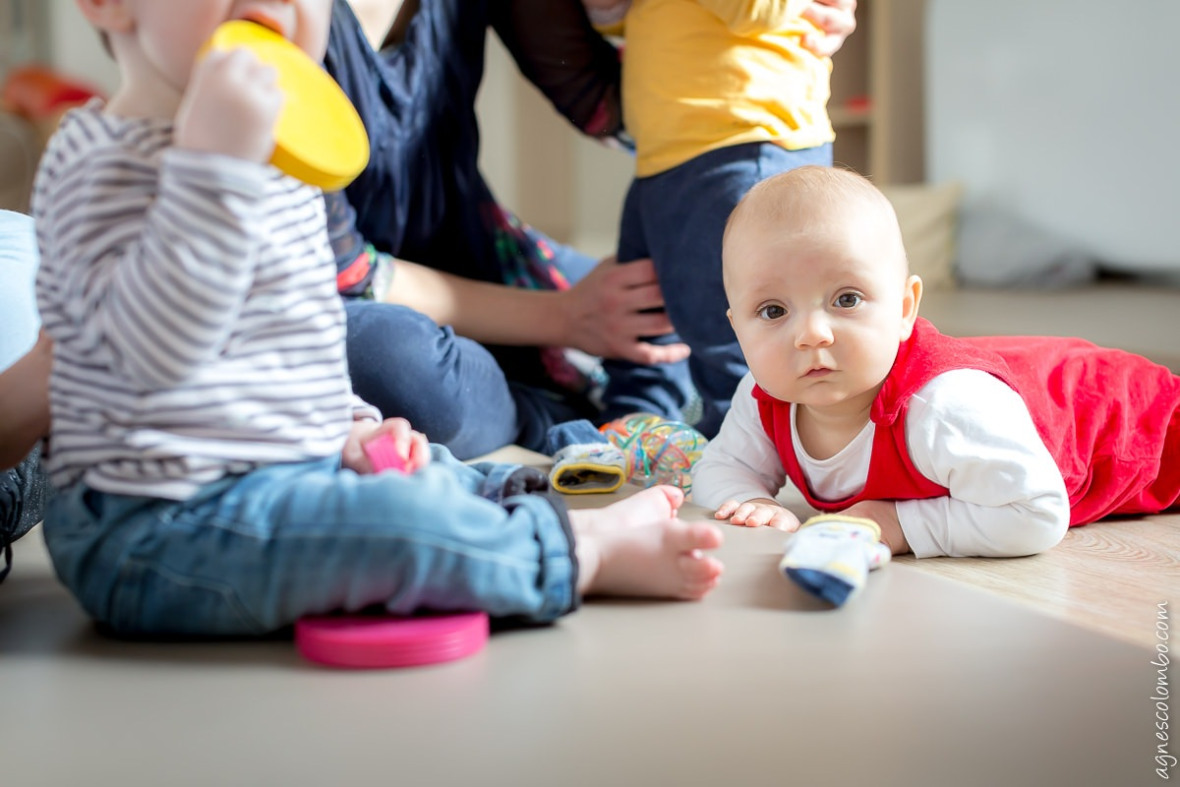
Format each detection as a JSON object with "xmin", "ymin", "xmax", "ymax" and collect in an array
[{"xmin": 572, "ymin": 486, "xmax": 724, "ymax": 601}]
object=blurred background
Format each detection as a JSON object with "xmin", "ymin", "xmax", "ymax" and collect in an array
[{"xmin": 5, "ymin": 0, "xmax": 1176, "ymax": 282}]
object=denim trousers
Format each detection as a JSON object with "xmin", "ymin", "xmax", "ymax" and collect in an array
[
  {"xmin": 42, "ymin": 450, "xmax": 577, "ymax": 637},
  {"xmin": 343, "ymin": 299, "xmax": 599, "ymax": 459},
  {"xmin": 603, "ymin": 141, "xmax": 834, "ymax": 437}
]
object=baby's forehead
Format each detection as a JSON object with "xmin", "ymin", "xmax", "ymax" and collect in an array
[{"xmin": 725, "ymin": 219, "xmax": 907, "ymax": 287}]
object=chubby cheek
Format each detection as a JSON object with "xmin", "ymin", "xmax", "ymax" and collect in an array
[
  {"xmin": 298, "ymin": 28, "xmax": 330, "ymax": 61},
  {"xmin": 296, "ymin": 6, "xmax": 333, "ymax": 61},
  {"xmin": 848, "ymin": 338, "xmax": 899, "ymax": 386},
  {"xmin": 741, "ymin": 339, "xmax": 797, "ymax": 397}
]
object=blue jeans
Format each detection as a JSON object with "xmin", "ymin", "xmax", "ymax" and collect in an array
[
  {"xmin": 603, "ymin": 142, "xmax": 834, "ymax": 437},
  {"xmin": 42, "ymin": 451, "xmax": 578, "ymax": 636}
]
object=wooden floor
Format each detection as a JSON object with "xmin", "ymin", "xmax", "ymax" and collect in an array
[
  {"xmin": 888, "ymin": 283, "xmax": 1180, "ymax": 648},
  {"xmin": 898, "ymin": 515, "xmax": 1180, "ymax": 650}
]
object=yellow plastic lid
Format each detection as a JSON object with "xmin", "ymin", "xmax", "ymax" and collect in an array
[{"xmin": 200, "ymin": 20, "xmax": 369, "ymax": 191}]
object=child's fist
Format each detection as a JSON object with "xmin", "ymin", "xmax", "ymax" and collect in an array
[
  {"xmin": 174, "ymin": 48, "xmax": 282, "ymax": 165},
  {"xmin": 343, "ymin": 418, "xmax": 431, "ymax": 476}
]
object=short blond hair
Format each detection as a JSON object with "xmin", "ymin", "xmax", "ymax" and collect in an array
[
  {"xmin": 722, "ymin": 165, "xmax": 910, "ymax": 294},
  {"xmin": 727, "ymin": 165, "xmax": 897, "ymax": 240}
]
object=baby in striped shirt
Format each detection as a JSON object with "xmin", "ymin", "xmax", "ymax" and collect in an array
[{"xmin": 29, "ymin": 0, "xmax": 723, "ymax": 637}]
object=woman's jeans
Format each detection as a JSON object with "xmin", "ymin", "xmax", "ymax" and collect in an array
[
  {"xmin": 344, "ymin": 300, "xmax": 599, "ymax": 459},
  {"xmin": 43, "ymin": 450, "xmax": 577, "ymax": 636}
]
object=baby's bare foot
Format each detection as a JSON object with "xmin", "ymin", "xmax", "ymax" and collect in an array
[
  {"xmin": 574, "ymin": 485, "xmax": 684, "ymax": 534},
  {"xmin": 572, "ymin": 487, "xmax": 724, "ymax": 601}
]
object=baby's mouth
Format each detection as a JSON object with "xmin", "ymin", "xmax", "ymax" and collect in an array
[{"xmin": 240, "ymin": 12, "xmax": 288, "ymax": 40}]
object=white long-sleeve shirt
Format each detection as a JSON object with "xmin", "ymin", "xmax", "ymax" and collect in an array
[
  {"xmin": 692, "ymin": 371, "xmax": 1070, "ymax": 557},
  {"xmin": 33, "ymin": 102, "xmax": 377, "ymax": 500}
]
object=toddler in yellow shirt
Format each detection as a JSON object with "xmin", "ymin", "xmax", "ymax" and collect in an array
[{"xmin": 586, "ymin": 0, "xmax": 852, "ymax": 439}]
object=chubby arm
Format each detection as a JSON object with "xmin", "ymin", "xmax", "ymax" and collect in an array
[
  {"xmin": 36, "ymin": 50, "xmax": 281, "ymax": 391},
  {"xmin": 38, "ymin": 152, "xmax": 268, "ymax": 391},
  {"xmin": 692, "ymin": 374, "xmax": 789, "ymax": 508},
  {"xmin": 890, "ymin": 370, "xmax": 1070, "ymax": 558}
]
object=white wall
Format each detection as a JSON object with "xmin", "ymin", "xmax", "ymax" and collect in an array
[
  {"xmin": 927, "ymin": 0, "xmax": 1180, "ymax": 273},
  {"xmin": 476, "ymin": 37, "xmax": 522, "ymax": 218},
  {"xmin": 479, "ymin": 38, "xmax": 632, "ymax": 257},
  {"xmin": 45, "ymin": 0, "xmax": 119, "ymax": 95}
]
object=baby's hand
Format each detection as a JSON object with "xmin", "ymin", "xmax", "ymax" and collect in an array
[
  {"xmin": 800, "ymin": 0, "xmax": 858, "ymax": 58},
  {"xmin": 174, "ymin": 48, "xmax": 282, "ymax": 165},
  {"xmin": 714, "ymin": 498, "xmax": 801, "ymax": 531},
  {"xmin": 343, "ymin": 417, "xmax": 431, "ymax": 475}
]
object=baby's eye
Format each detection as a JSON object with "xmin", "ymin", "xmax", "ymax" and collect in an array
[
  {"xmin": 756, "ymin": 304, "xmax": 787, "ymax": 321},
  {"xmin": 834, "ymin": 292, "xmax": 863, "ymax": 309}
]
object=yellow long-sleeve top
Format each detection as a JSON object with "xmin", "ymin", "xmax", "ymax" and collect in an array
[{"xmin": 618, "ymin": 0, "xmax": 835, "ymax": 177}]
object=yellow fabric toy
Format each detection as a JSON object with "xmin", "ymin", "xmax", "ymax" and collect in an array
[{"xmin": 549, "ymin": 443, "xmax": 627, "ymax": 495}]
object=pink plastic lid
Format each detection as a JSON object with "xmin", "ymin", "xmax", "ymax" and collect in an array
[{"xmin": 295, "ymin": 612, "xmax": 490, "ymax": 669}]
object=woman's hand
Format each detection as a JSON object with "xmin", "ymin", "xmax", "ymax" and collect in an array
[
  {"xmin": 342, "ymin": 417, "xmax": 431, "ymax": 475},
  {"xmin": 382, "ymin": 254, "xmax": 690, "ymax": 364},
  {"xmin": 560, "ymin": 256, "xmax": 691, "ymax": 365},
  {"xmin": 801, "ymin": 0, "xmax": 857, "ymax": 58}
]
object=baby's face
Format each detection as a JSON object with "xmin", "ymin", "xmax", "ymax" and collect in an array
[
  {"xmin": 723, "ymin": 209, "xmax": 918, "ymax": 417},
  {"xmin": 123, "ymin": 0, "xmax": 333, "ymax": 94}
]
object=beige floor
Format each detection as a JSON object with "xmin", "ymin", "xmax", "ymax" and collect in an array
[
  {"xmin": 4, "ymin": 280, "xmax": 1177, "ymax": 784},
  {"xmin": 497, "ymin": 446, "xmax": 1180, "ymax": 652},
  {"xmin": 0, "ymin": 491, "xmax": 1158, "ymax": 787}
]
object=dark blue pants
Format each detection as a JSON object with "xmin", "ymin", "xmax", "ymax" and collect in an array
[
  {"xmin": 605, "ymin": 141, "xmax": 834, "ymax": 437},
  {"xmin": 343, "ymin": 299, "xmax": 598, "ymax": 459}
]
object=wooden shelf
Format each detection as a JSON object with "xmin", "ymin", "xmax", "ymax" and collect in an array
[
  {"xmin": 829, "ymin": 0, "xmax": 926, "ymax": 184},
  {"xmin": 828, "ymin": 103, "xmax": 872, "ymax": 129}
]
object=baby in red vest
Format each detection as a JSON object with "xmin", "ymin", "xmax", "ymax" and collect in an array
[{"xmin": 693, "ymin": 165, "xmax": 1180, "ymax": 604}]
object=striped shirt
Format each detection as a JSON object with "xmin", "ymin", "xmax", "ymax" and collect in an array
[{"xmin": 33, "ymin": 101, "xmax": 377, "ymax": 500}]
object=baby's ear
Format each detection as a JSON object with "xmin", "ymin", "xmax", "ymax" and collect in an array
[
  {"xmin": 75, "ymin": 0, "xmax": 134, "ymax": 35},
  {"xmin": 899, "ymin": 274, "xmax": 923, "ymax": 340}
]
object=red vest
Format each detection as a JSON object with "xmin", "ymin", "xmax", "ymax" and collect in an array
[{"xmin": 755, "ymin": 318, "xmax": 1180, "ymax": 526}]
